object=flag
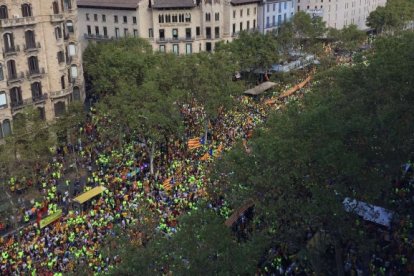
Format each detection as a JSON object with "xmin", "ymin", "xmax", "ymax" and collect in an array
[
  {"xmin": 187, "ymin": 138, "xmax": 201, "ymax": 150},
  {"xmin": 214, "ymin": 144, "xmax": 223, "ymax": 157},
  {"xmin": 200, "ymin": 152, "xmax": 211, "ymax": 161},
  {"xmin": 163, "ymin": 177, "xmax": 172, "ymax": 191}
]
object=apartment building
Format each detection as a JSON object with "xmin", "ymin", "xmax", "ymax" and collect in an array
[
  {"xmin": 77, "ymin": 0, "xmax": 262, "ymax": 54},
  {"xmin": 258, "ymin": 0, "xmax": 296, "ymax": 33},
  {"xmin": 0, "ymin": 0, "xmax": 84, "ymax": 139},
  {"xmin": 297, "ymin": 0, "xmax": 386, "ymax": 29}
]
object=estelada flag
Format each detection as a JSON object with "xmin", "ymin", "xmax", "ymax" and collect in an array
[
  {"xmin": 188, "ymin": 138, "xmax": 201, "ymax": 150},
  {"xmin": 200, "ymin": 152, "xmax": 211, "ymax": 161},
  {"xmin": 163, "ymin": 177, "xmax": 172, "ymax": 191},
  {"xmin": 214, "ymin": 144, "xmax": 223, "ymax": 157}
]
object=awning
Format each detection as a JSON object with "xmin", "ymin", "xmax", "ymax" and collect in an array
[
  {"xmin": 243, "ymin": 81, "xmax": 277, "ymax": 96},
  {"xmin": 39, "ymin": 209, "xmax": 62, "ymax": 229},
  {"xmin": 73, "ymin": 186, "xmax": 107, "ymax": 204}
]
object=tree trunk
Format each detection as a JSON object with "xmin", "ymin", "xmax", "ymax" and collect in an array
[
  {"xmin": 150, "ymin": 142, "xmax": 155, "ymax": 175},
  {"xmin": 334, "ymin": 237, "xmax": 345, "ymax": 276}
]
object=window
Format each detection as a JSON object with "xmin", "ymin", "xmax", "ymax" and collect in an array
[
  {"xmin": 31, "ymin": 82, "xmax": 42, "ymax": 99},
  {"xmin": 284, "ymin": 13, "xmax": 287, "ymax": 22},
  {"xmin": 165, "ymin": 14, "xmax": 171, "ymax": 23},
  {"xmin": 10, "ymin": 87, "xmax": 22, "ymax": 107},
  {"xmin": 267, "ymin": 3, "xmax": 270, "ymax": 12},
  {"xmin": 172, "ymin": 29, "xmax": 178, "ymax": 40},
  {"xmin": 86, "ymin": 13, "xmax": 90, "ymax": 21},
  {"xmin": 214, "ymin": 26, "xmax": 219, "ymax": 38},
  {"xmin": 232, "ymin": 24, "xmax": 236, "ymax": 34},
  {"xmin": 66, "ymin": 21, "xmax": 74, "ymax": 33},
  {"xmin": 68, "ymin": 43, "xmax": 76, "ymax": 56},
  {"xmin": 3, "ymin": 33, "xmax": 15, "ymax": 52},
  {"xmin": 95, "ymin": 26, "xmax": 99, "ymax": 35},
  {"xmin": 159, "ymin": 45, "xmax": 165, "ymax": 52},
  {"xmin": 273, "ymin": 3, "xmax": 276, "ymax": 11},
  {"xmin": 266, "ymin": 17, "xmax": 269, "ymax": 27},
  {"xmin": 0, "ymin": 64, "xmax": 4, "ymax": 81},
  {"xmin": 57, "ymin": 51, "xmax": 65, "ymax": 63},
  {"xmin": 61, "ymin": 75, "xmax": 65, "ymax": 89},
  {"xmin": 215, "ymin": 12, "xmax": 219, "ymax": 21},
  {"xmin": 278, "ymin": 14, "xmax": 282, "ymax": 25},
  {"xmin": 7, "ymin": 60, "xmax": 17, "ymax": 79},
  {"xmin": 25, "ymin": 30, "xmax": 36, "ymax": 49},
  {"xmin": 0, "ymin": 5, "xmax": 8, "ymax": 19},
  {"xmin": 149, "ymin": 28, "xmax": 153, "ymax": 38},
  {"xmin": 114, "ymin": 15, "xmax": 118, "ymax": 23},
  {"xmin": 185, "ymin": 28, "xmax": 191, "ymax": 39},
  {"xmin": 247, "ymin": 8, "xmax": 250, "ymax": 16},
  {"xmin": 123, "ymin": 16, "xmax": 127, "ymax": 24},
  {"xmin": 63, "ymin": 0, "xmax": 72, "ymax": 10},
  {"xmin": 52, "ymin": 1, "xmax": 59, "ymax": 14},
  {"xmin": 205, "ymin": 27, "xmax": 211, "ymax": 39},
  {"xmin": 196, "ymin": 27, "xmax": 200, "ymax": 36},
  {"xmin": 186, "ymin": 43, "xmax": 192, "ymax": 54},
  {"xmin": 124, "ymin": 28, "xmax": 128, "ymax": 36},
  {"xmin": 87, "ymin": 25, "xmax": 91, "ymax": 35},
  {"xmin": 103, "ymin": 27, "xmax": 107, "ymax": 37},
  {"xmin": 172, "ymin": 14, "xmax": 177, "ymax": 22},
  {"xmin": 54, "ymin": 102, "xmax": 66, "ymax": 117},
  {"xmin": 240, "ymin": 9, "xmax": 243, "ymax": 17},
  {"xmin": 102, "ymin": 14, "xmax": 106, "ymax": 22},
  {"xmin": 240, "ymin": 22, "xmax": 243, "ymax": 31},
  {"xmin": 253, "ymin": 19, "xmax": 256, "ymax": 29},
  {"xmin": 179, "ymin": 14, "xmax": 184, "ymax": 22},
  {"xmin": 2, "ymin": 120, "xmax": 11, "ymax": 137},
  {"xmin": 233, "ymin": 10, "xmax": 236, "ymax": 18},
  {"xmin": 21, "ymin": 3, "xmax": 32, "ymax": 17},
  {"xmin": 285, "ymin": 1, "xmax": 287, "ymax": 9},
  {"xmin": 279, "ymin": 3, "xmax": 282, "ymax": 12},
  {"xmin": 0, "ymin": 91, "xmax": 6, "ymax": 108},
  {"xmin": 185, "ymin": 13, "xmax": 191, "ymax": 22},
  {"xmin": 159, "ymin": 29, "xmax": 165, "ymax": 40},
  {"xmin": 254, "ymin": 7, "xmax": 256, "ymax": 15},
  {"xmin": 94, "ymin": 14, "xmax": 98, "ymax": 21},
  {"xmin": 73, "ymin": 86, "xmax": 81, "ymax": 101},
  {"xmin": 159, "ymin": 14, "xmax": 164, "ymax": 23},
  {"xmin": 55, "ymin": 27, "xmax": 62, "ymax": 39},
  {"xmin": 28, "ymin": 56, "xmax": 39, "ymax": 74},
  {"xmin": 115, "ymin": 28, "xmax": 120, "ymax": 38},
  {"xmin": 133, "ymin": 16, "xmax": 137, "ymax": 24},
  {"xmin": 205, "ymin": 13, "xmax": 211, "ymax": 22},
  {"xmin": 247, "ymin": 21, "xmax": 250, "ymax": 30},
  {"xmin": 133, "ymin": 29, "xmax": 138, "ymax": 37},
  {"xmin": 172, "ymin": 44, "xmax": 179, "ymax": 55},
  {"xmin": 70, "ymin": 65, "xmax": 78, "ymax": 79}
]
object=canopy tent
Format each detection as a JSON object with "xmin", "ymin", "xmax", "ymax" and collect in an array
[
  {"xmin": 225, "ymin": 199, "xmax": 255, "ymax": 227},
  {"xmin": 73, "ymin": 186, "xmax": 107, "ymax": 204},
  {"xmin": 343, "ymin": 197, "xmax": 394, "ymax": 228},
  {"xmin": 39, "ymin": 209, "xmax": 62, "ymax": 229},
  {"xmin": 243, "ymin": 81, "xmax": 277, "ymax": 96}
]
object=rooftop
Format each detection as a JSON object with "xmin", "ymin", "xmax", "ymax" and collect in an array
[
  {"xmin": 152, "ymin": 0, "xmax": 197, "ymax": 9},
  {"xmin": 230, "ymin": 0, "xmax": 260, "ymax": 5},
  {"xmin": 77, "ymin": 0, "xmax": 139, "ymax": 9}
]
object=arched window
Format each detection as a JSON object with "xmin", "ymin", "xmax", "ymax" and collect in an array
[
  {"xmin": 25, "ymin": 30, "xmax": 36, "ymax": 49},
  {"xmin": 73, "ymin": 86, "xmax": 80, "ymax": 101},
  {"xmin": 0, "ymin": 122, "xmax": 3, "ymax": 139},
  {"xmin": 28, "ymin": 56, "xmax": 39, "ymax": 74},
  {"xmin": 7, "ymin": 60, "xmax": 17, "ymax": 79},
  {"xmin": 9, "ymin": 87, "xmax": 22, "ymax": 107},
  {"xmin": 61, "ymin": 75, "xmax": 65, "ymax": 89},
  {"xmin": 63, "ymin": 0, "xmax": 72, "ymax": 10},
  {"xmin": 37, "ymin": 107, "xmax": 45, "ymax": 120},
  {"xmin": 2, "ymin": 119, "xmax": 11, "ymax": 137},
  {"xmin": 55, "ymin": 26, "xmax": 62, "ymax": 40},
  {"xmin": 52, "ymin": 1, "xmax": 59, "ymax": 14},
  {"xmin": 0, "ymin": 5, "xmax": 8, "ymax": 19},
  {"xmin": 3, "ymin": 33, "xmax": 15, "ymax": 52},
  {"xmin": 54, "ymin": 101, "xmax": 66, "ymax": 117},
  {"xmin": 31, "ymin": 81, "xmax": 42, "ymax": 99},
  {"xmin": 21, "ymin": 3, "xmax": 32, "ymax": 17}
]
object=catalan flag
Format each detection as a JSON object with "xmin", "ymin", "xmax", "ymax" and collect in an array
[
  {"xmin": 214, "ymin": 144, "xmax": 223, "ymax": 157},
  {"xmin": 200, "ymin": 152, "xmax": 211, "ymax": 161},
  {"xmin": 163, "ymin": 177, "xmax": 172, "ymax": 191},
  {"xmin": 188, "ymin": 138, "xmax": 201, "ymax": 150}
]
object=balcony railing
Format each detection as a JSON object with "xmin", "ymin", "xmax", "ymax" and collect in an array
[
  {"xmin": 11, "ymin": 94, "xmax": 48, "ymax": 111},
  {"xmin": 50, "ymin": 14, "xmax": 64, "ymax": 22},
  {"xmin": 156, "ymin": 37, "xmax": 196, "ymax": 43},
  {"xmin": 26, "ymin": 68, "xmax": 46, "ymax": 79},
  {"xmin": 50, "ymin": 87, "xmax": 73, "ymax": 99},
  {"xmin": 7, "ymin": 72, "xmax": 25, "ymax": 85},
  {"xmin": 0, "ymin": 16, "xmax": 36, "ymax": 28},
  {"xmin": 84, "ymin": 33, "xmax": 112, "ymax": 40},
  {"xmin": 3, "ymin": 45, "xmax": 20, "ymax": 57},
  {"xmin": 23, "ymin": 42, "xmax": 41, "ymax": 52},
  {"xmin": 206, "ymin": 34, "xmax": 212, "ymax": 39}
]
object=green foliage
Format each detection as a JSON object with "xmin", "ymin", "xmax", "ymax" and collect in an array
[
  {"xmin": 367, "ymin": 0, "xmax": 414, "ymax": 33},
  {"xmin": 328, "ymin": 24, "xmax": 367, "ymax": 52}
]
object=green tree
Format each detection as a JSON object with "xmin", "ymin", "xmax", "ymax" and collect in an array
[{"xmin": 328, "ymin": 24, "xmax": 367, "ymax": 52}]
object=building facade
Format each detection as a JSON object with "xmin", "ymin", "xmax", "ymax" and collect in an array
[
  {"xmin": 0, "ymin": 0, "xmax": 85, "ymax": 139},
  {"xmin": 258, "ymin": 0, "xmax": 295, "ymax": 33},
  {"xmin": 77, "ymin": 0, "xmax": 264, "ymax": 54},
  {"xmin": 297, "ymin": 0, "xmax": 386, "ymax": 29}
]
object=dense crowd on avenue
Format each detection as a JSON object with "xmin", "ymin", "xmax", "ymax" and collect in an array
[{"xmin": 1, "ymin": 69, "xmax": 413, "ymax": 275}]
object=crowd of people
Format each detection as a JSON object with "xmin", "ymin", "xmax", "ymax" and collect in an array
[{"xmin": 0, "ymin": 84, "xmax": 273, "ymax": 274}]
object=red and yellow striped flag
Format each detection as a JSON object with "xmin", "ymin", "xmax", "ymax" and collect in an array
[
  {"xmin": 188, "ymin": 138, "xmax": 201, "ymax": 150},
  {"xmin": 163, "ymin": 177, "xmax": 172, "ymax": 191},
  {"xmin": 200, "ymin": 152, "xmax": 211, "ymax": 161}
]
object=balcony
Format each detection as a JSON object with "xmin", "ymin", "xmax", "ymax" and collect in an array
[
  {"xmin": 0, "ymin": 17, "xmax": 36, "ymax": 28},
  {"xmin": 50, "ymin": 87, "xmax": 73, "ymax": 99},
  {"xmin": 23, "ymin": 42, "xmax": 41, "ymax": 53},
  {"xmin": 206, "ymin": 34, "xmax": 212, "ymax": 39},
  {"xmin": 11, "ymin": 94, "xmax": 48, "ymax": 112},
  {"xmin": 26, "ymin": 68, "xmax": 46, "ymax": 79},
  {"xmin": 184, "ymin": 36, "xmax": 195, "ymax": 42},
  {"xmin": 50, "ymin": 14, "xmax": 64, "ymax": 22},
  {"xmin": 3, "ymin": 45, "xmax": 20, "ymax": 57},
  {"xmin": 7, "ymin": 72, "xmax": 25, "ymax": 85},
  {"xmin": 84, "ymin": 33, "xmax": 112, "ymax": 41}
]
